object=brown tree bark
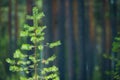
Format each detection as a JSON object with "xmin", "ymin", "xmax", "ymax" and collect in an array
[
  {"xmin": 26, "ymin": 0, "xmax": 34, "ymax": 77},
  {"xmin": 73, "ymin": 0, "xmax": 80, "ymax": 79},
  {"xmin": 8, "ymin": 0, "xmax": 12, "ymax": 55},
  {"xmin": 51, "ymin": 0, "xmax": 58, "ymax": 39},
  {"xmin": 8, "ymin": 0, "xmax": 12, "ymax": 41},
  {"xmin": 57, "ymin": 0, "xmax": 66, "ymax": 79},
  {"xmin": 14, "ymin": 0, "xmax": 19, "ymax": 48},
  {"xmin": 87, "ymin": 0, "xmax": 95, "ymax": 80},
  {"xmin": 65, "ymin": 0, "xmax": 76, "ymax": 80}
]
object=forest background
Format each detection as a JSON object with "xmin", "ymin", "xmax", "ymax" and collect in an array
[{"xmin": 0, "ymin": 0, "xmax": 120, "ymax": 80}]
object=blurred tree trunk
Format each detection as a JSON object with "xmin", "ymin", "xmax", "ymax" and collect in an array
[
  {"xmin": 8, "ymin": 0, "xmax": 12, "ymax": 56},
  {"xmin": 26, "ymin": 0, "xmax": 34, "ymax": 54},
  {"xmin": 26, "ymin": 0, "xmax": 34, "ymax": 77},
  {"xmin": 116, "ymin": 0, "xmax": 120, "ymax": 31},
  {"xmin": 8, "ymin": 0, "xmax": 12, "ymax": 76},
  {"xmin": 109, "ymin": 1, "xmax": 117, "ymax": 79},
  {"xmin": 101, "ymin": 0, "xmax": 112, "ymax": 80},
  {"xmin": 89, "ymin": 1, "xmax": 95, "ymax": 43},
  {"xmin": 51, "ymin": 0, "xmax": 57, "ymax": 40},
  {"xmin": 26, "ymin": 0, "xmax": 34, "ymax": 23},
  {"xmin": 43, "ymin": 0, "xmax": 52, "ymax": 43},
  {"xmin": 103, "ymin": 0, "xmax": 112, "ymax": 55},
  {"xmin": 57, "ymin": 0, "xmax": 66, "ymax": 79},
  {"xmin": 100, "ymin": 0, "xmax": 107, "ymax": 80},
  {"xmin": 14, "ymin": 0, "xmax": 19, "ymax": 48},
  {"xmin": 87, "ymin": 0, "xmax": 95, "ymax": 80},
  {"xmin": 43, "ymin": 0, "xmax": 53, "ymax": 60},
  {"xmin": 109, "ymin": 0, "xmax": 117, "ymax": 38},
  {"xmin": 93, "ymin": 0, "xmax": 108, "ymax": 80},
  {"xmin": 65, "ymin": 0, "xmax": 76, "ymax": 80},
  {"xmin": 51, "ymin": 0, "xmax": 58, "ymax": 62},
  {"xmin": 73, "ymin": 0, "xmax": 80, "ymax": 79},
  {"xmin": 78, "ymin": 0, "xmax": 87, "ymax": 80},
  {"xmin": 98, "ymin": 0, "xmax": 110, "ymax": 80}
]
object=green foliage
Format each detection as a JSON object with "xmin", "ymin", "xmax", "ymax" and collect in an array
[
  {"xmin": 112, "ymin": 37, "xmax": 120, "ymax": 52},
  {"xmin": 111, "ymin": 35, "xmax": 120, "ymax": 80},
  {"xmin": 104, "ymin": 34, "xmax": 120, "ymax": 80},
  {"xmin": 6, "ymin": 7, "xmax": 60, "ymax": 80}
]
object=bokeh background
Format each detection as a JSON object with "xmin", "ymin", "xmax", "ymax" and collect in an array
[{"xmin": 0, "ymin": 0, "xmax": 120, "ymax": 80}]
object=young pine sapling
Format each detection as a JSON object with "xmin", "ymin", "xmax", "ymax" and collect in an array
[{"xmin": 6, "ymin": 7, "xmax": 61, "ymax": 80}]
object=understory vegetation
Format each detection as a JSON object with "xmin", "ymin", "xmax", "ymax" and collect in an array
[{"xmin": 6, "ymin": 7, "xmax": 61, "ymax": 80}]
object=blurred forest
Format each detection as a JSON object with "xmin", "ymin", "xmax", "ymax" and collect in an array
[{"xmin": 0, "ymin": 0, "xmax": 120, "ymax": 80}]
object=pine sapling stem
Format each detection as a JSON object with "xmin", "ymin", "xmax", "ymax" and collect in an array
[
  {"xmin": 34, "ymin": 28, "xmax": 37, "ymax": 80},
  {"xmin": 34, "ymin": 10, "xmax": 38, "ymax": 80}
]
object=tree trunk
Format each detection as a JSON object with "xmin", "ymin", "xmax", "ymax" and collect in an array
[
  {"xmin": 26, "ymin": 0, "xmax": 34, "ymax": 77},
  {"xmin": 78, "ymin": 0, "xmax": 87, "ymax": 80},
  {"xmin": 14, "ymin": 0, "xmax": 19, "ymax": 49},
  {"xmin": 8, "ymin": 0, "xmax": 12, "ymax": 56},
  {"xmin": 57, "ymin": 0, "xmax": 66, "ymax": 79},
  {"xmin": 73, "ymin": 0, "xmax": 81, "ymax": 79},
  {"xmin": 87, "ymin": 0, "xmax": 95, "ymax": 79},
  {"xmin": 109, "ymin": 1, "xmax": 117, "ymax": 80},
  {"xmin": 65, "ymin": 0, "xmax": 76, "ymax": 80}
]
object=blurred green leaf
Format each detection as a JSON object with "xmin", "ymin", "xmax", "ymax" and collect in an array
[
  {"xmin": 38, "ymin": 45, "xmax": 43, "ymax": 50},
  {"xmin": 37, "ymin": 12, "xmax": 45, "ymax": 20},
  {"xmin": 26, "ymin": 15, "xmax": 33, "ymax": 20},
  {"xmin": 38, "ymin": 37, "xmax": 44, "ymax": 42},
  {"xmin": 49, "ymin": 41, "xmax": 61, "ymax": 48},
  {"xmin": 14, "ymin": 49, "xmax": 28, "ymax": 59},
  {"xmin": 112, "ymin": 42, "xmax": 120, "ymax": 52},
  {"xmin": 24, "ymin": 24, "xmax": 29, "ymax": 29},
  {"xmin": 6, "ymin": 58, "xmax": 15, "ymax": 65},
  {"xmin": 20, "ymin": 31, "xmax": 28, "ymax": 37},
  {"xmin": 10, "ymin": 66, "xmax": 20, "ymax": 72},
  {"xmin": 21, "ymin": 44, "xmax": 33, "ymax": 50},
  {"xmin": 28, "ymin": 27, "xmax": 35, "ymax": 31},
  {"xmin": 29, "ymin": 56, "xmax": 36, "ymax": 63},
  {"xmin": 30, "ymin": 37, "xmax": 36, "ymax": 43}
]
